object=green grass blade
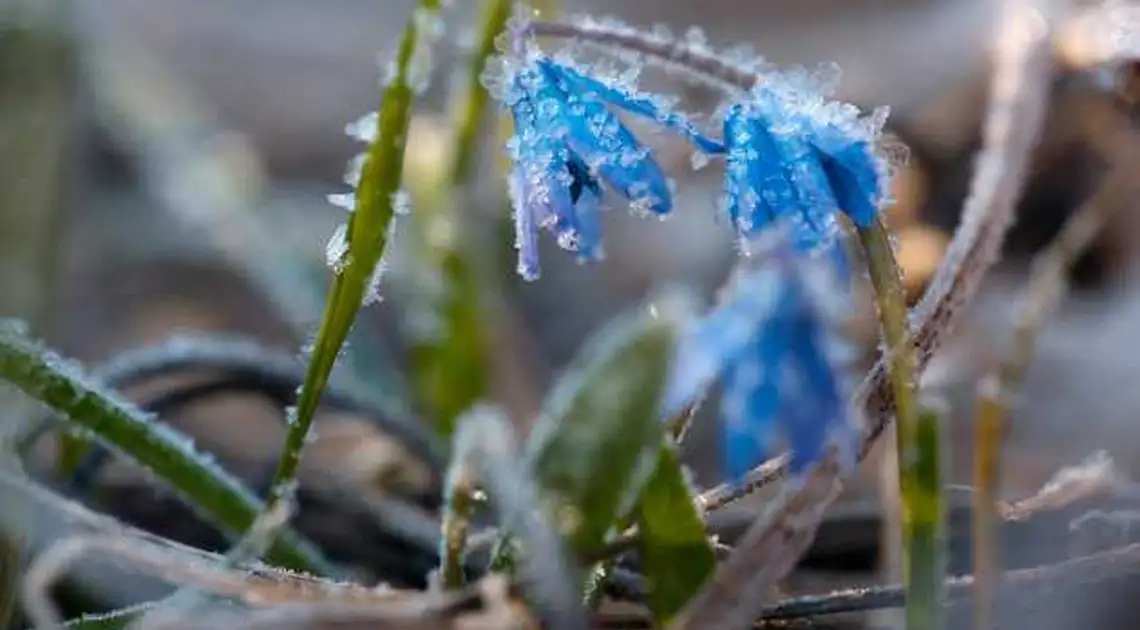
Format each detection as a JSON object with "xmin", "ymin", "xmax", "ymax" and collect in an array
[
  {"xmin": 447, "ymin": 0, "xmax": 512, "ymax": 186},
  {"xmin": 407, "ymin": 0, "xmax": 512, "ymax": 436},
  {"xmin": 0, "ymin": 321, "xmax": 333, "ymax": 575},
  {"xmin": 267, "ymin": 0, "xmax": 444, "ymax": 505},
  {"xmin": 524, "ymin": 295, "xmax": 691, "ymax": 556},
  {"xmin": 634, "ymin": 443, "xmax": 715, "ymax": 625}
]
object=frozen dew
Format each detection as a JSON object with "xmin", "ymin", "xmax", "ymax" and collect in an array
[
  {"xmin": 326, "ymin": 223, "xmax": 350, "ymax": 273},
  {"xmin": 327, "ymin": 192, "xmax": 356, "ymax": 212},
  {"xmin": 343, "ymin": 153, "xmax": 367, "ymax": 187},
  {"xmin": 408, "ymin": 7, "xmax": 445, "ymax": 94},
  {"xmin": 362, "ymin": 216, "xmax": 404, "ymax": 307},
  {"xmin": 345, "ymin": 111, "xmax": 379, "ymax": 143},
  {"xmin": 391, "ymin": 188, "xmax": 412, "ymax": 215},
  {"xmin": 380, "ymin": 56, "xmax": 400, "ymax": 87}
]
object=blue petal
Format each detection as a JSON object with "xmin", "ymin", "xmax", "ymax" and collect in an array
[
  {"xmin": 535, "ymin": 63, "xmax": 673, "ymax": 215},
  {"xmin": 807, "ymin": 124, "xmax": 883, "ymax": 227},
  {"xmin": 777, "ymin": 295, "xmax": 848, "ymax": 474},
  {"xmin": 565, "ymin": 167, "xmax": 605, "ymax": 262},
  {"xmin": 748, "ymin": 88, "xmax": 845, "ymax": 247},
  {"xmin": 719, "ymin": 304, "xmax": 790, "ymax": 481},
  {"xmin": 662, "ymin": 265, "xmax": 784, "ymax": 418},
  {"xmin": 722, "ymin": 103, "xmax": 798, "ymax": 237},
  {"xmin": 539, "ymin": 58, "xmax": 727, "ymax": 155},
  {"xmin": 507, "ymin": 167, "xmax": 543, "ymax": 281},
  {"xmin": 506, "ymin": 63, "xmax": 611, "ymax": 276}
]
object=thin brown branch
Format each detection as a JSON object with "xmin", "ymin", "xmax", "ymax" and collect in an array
[{"xmin": 597, "ymin": 542, "xmax": 1140, "ymax": 628}]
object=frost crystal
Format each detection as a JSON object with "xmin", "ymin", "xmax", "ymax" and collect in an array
[
  {"xmin": 345, "ymin": 111, "xmax": 379, "ymax": 143},
  {"xmin": 327, "ymin": 192, "xmax": 355, "ymax": 212},
  {"xmin": 326, "ymin": 223, "xmax": 350, "ymax": 273},
  {"xmin": 391, "ymin": 189, "xmax": 412, "ymax": 215},
  {"xmin": 408, "ymin": 7, "xmax": 445, "ymax": 94},
  {"xmin": 663, "ymin": 226, "xmax": 859, "ymax": 480}
]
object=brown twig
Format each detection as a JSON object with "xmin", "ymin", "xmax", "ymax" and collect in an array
[{"xmin": 596, "ymin": 542, "xmax": 1140, "ymax": 629}]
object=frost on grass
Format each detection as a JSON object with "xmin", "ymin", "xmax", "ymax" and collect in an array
[{"xmin": 0, "ymin": 320, "xmax": 266, "ymax": 533}]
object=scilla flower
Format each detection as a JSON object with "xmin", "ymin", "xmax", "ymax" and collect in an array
[
  {"xmin": 717, "ymin": 68, "xmax": 893, "ymax": 250},
  {"xmin": 495, "ymin": 30, "xmax": 720, "ymax": 280},
  {"xmin": 663, "ymin": 225, "xmax": 859, "ymax": 479}
]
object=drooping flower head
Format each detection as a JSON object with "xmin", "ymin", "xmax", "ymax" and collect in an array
[
  {"xmin": 663, "ymin": 224, "xmax": 859, "ymax": 479},
  {"xmin": 491, "ymin": 19, "xmax": 723, "ymax": 280},
  {"xmin": 718, "ymin": 66, "xmax": 896, "ymax": 252}
]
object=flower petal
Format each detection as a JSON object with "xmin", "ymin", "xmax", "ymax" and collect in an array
[
  {"xmin": 722, "ymin": 102, "xmax": 797, "ymax": 237},
  {"xmin": 662, "ymin": 264, "xmax": 784, "ymax": 418},
  {"xmin": 808, "ymin": 126, "xmax": 883, "ymax": 227},
  {"xmin": 536, "ymin": 63, "xmax": 673, "ymax": 215},
  {"xmin": 541, "ymin": 58, "xmax": 726, "ymax": 155}
]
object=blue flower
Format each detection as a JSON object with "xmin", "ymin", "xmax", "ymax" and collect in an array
[
  {"xmin": 501, "ymin": 47, "xmax": 672, "ymax": 280},
  {"xmin": 716, "ymin": 70, "xmax": 892, "ymax": 250},
  {"xmin": 498, "ymin": 41, "xmax": 725, "ymax": 281},
  {"xmin": 663, "ymin": 227, "xmax": 859, "ymax": 479}
]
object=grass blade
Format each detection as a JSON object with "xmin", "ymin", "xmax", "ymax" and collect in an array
[
  {"xmin": 267, "ymin": 0, "xmax": 444, "ymax": 505},
  {"xmin": 0, "ymin": 321, "xmax": 333, "ymax": 575},
  {"xmin": 406, "ymin": 0, "xmax": 512, "ymax": 436}
]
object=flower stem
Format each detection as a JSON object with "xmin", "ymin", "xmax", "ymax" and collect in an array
[
  {"xmin": 439, "ymin": 463, "xmax": 475, "ymax": 589},
  {"xmin": 857, "ymin": 220, "xmax": 943, "ymax": 630}
]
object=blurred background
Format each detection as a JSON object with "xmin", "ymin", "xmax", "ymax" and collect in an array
[{"xmin": 5, "ymin": 0, "xmax": 1140, "ymax": 627}]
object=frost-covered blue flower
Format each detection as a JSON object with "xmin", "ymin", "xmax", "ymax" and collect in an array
[
  {"xmin": 495, "ymin": 35, "xmax": 722, "ymax": 280},
  {"xmin": 716, "ymin": 68, "xmax": 893, "ymax": 251},
  {"xmin": 663, "ymin": 227, "xmax": 859, "ymax": 479}
]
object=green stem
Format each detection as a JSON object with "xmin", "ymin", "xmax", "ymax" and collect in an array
[
  {"xmin": 907, "ymin": 404, "xmax": 946, "ymax": 630},
  {"xmin": 266, "ymin": 0, "xmax": 442, "ymax": 506},
  {"xmin": 439, "ymin": 464, "xmax": 475, "ymax": 589},
  {"xmin": 0, "ymin": 323, "xmax": 332, "ymax": 575},
  {"xmin": 447, "ymin": 0, "xmax": 512, "ymax": 186},
  {"xmin": 857, "ymin": 220, "xmax": 943, "ymax": 630},
  {"xmin": 409, "ymin": 0, "xmax": 511, "ymax": 435}
]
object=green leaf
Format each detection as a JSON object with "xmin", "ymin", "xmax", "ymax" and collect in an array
[
  {"xmin": 267, "ymin": 0, "xmax": 443, "ymax": 504},
  {"xmin": 0, "ymin": 321, "xmax": 333, "ymax": 575},
  {"xmin": 634, "ymin": 443, "xmax": 716, "ymax": 625},
  {"xmin": 409, "ymin": 246, "xmax": 488, "ymax": 437},
  {"xmin": 524, "ymin": 295, "xmax": 691, "ymax": 556}
]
